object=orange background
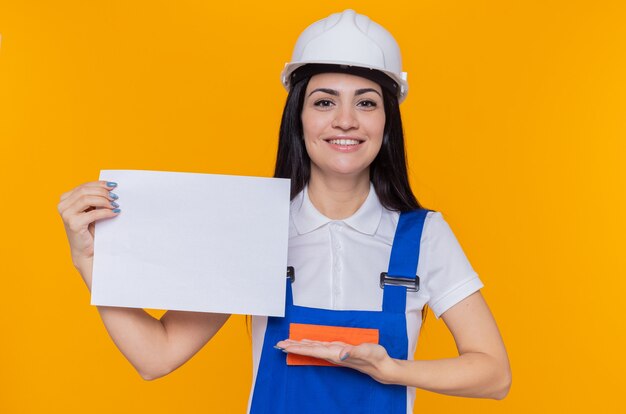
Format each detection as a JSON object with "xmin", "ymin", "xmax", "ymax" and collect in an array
[{"xmin": 1, "ymin": 1, "xmax": 624, "ymax": 412}]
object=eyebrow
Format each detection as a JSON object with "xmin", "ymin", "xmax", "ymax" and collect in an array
[{"xmin": 307, "ymin": 88, "xmax": 382, "ymax": 98}]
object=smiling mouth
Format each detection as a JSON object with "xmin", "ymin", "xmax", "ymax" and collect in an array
[{"xmin": 324, "ymin": 138, "xmax": 364, "ymax": 146}]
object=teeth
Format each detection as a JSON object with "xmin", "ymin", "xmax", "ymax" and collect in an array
[{"xmin": 328, "ymin": 139, "xmax": 361, "ymax": 146}]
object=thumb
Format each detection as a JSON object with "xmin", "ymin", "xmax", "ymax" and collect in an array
[{"xmin": 339, "ymin": 345, "xmax": 354, "ymax": 362}]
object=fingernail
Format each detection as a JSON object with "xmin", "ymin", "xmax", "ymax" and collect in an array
[
  {"xmin": 106, "ymin": 181, "xmax": 117, "ymax": 187},
  {"xmin": 112, "ymin": 208, "xmax": 121, "ymax": 213},
  {"xmin": 110, "ymin": 201, "xmax": 119, "ymax": 208},
  {"xmin": 273, "ymin": 345, "xmax": 284, "ymax": 351},
  {"xmin": 340, "ymin": 353, "xmax": 350, "ymax": 361},
  {"xmin": 110, "ymin": 192, "xmax": 119, "ymax": 200}
]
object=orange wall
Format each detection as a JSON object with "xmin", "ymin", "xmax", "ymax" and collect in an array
[{"xmin": 1, "ymin": 1, "xmax": 624, "ymax": 412}]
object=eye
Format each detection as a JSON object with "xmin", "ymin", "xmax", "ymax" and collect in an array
[
  {"xmin": 357, "ymin": 99, "xmax": 378, "ymax": 109},
  {"xmin": 313, "ymin": 99, "xmax": 335, "ymax": 108}
]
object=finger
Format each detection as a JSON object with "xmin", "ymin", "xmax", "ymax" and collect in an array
[
  {"xmin": 276, "ymin": 339, "xmax": 318, "ymax": 350},
  {"xmin": 64, "ymin": 195, "xmax": 119, "ymax": 217},
  {"xmin": 279, "ymin": 339, "xmax": 326, "ymax": 348},
  {"xmin": 281, "ymin": 344, "xmax": 336, "ymax": 360},
  {"xmin": 59, "ymin": 180, "xmax": 117, "ymax": 203},
  {"xmin": 293, "ymin": 338, "xmax": 340, "ymax": 345},
  {"xmin": 280, "ymin": 339, "xmax": 312, "ymax": 345},
  {"xmin": 300, "ymin": 339, "xmax": 327, "ymax": 345},
  {"xmin": 58, "ymin": 184, "xmax": 119, "ymax": 214},
  {"xmin": 66, "ymin": 207, "xmax": 120, "ymax": 233},
  {"xmin": 280, "ymin": 341, "xmax": 352, "ymax": 364},
  {"xmin": 60, "ymin": 191, "xmax": 118, "ymax": 221},
  {"xmin": 276, "ymin": 339, "xmax": 311, "ymax": 348}
]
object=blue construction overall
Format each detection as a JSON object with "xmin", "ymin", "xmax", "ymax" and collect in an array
[{"xmin": 250, "ymin": 209, "xmax": 428, "ymax": 414}]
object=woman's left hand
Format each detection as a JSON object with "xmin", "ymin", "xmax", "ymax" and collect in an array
[{"xmin": 276, "ymin": 339, "xmax": 398, "ymax": 384}]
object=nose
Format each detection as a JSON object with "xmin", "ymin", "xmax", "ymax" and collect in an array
[{"xmin": 331, "ymin": 106, "xmax": 359, "ymax": 131}]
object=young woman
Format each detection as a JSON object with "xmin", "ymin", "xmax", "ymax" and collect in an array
[{"xmin": 58, "ymin": 9, "xmax": 511, "ymax": 413}]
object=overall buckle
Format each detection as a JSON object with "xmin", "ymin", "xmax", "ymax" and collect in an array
[
  {"xmin": 379, "ymin": 272, "xmax": 420, "ymax": 292},
  {"xmin": 286, "ymin": 266, "xmax": 295, "ymax": 283}
]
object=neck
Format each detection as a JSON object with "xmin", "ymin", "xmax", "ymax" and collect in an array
[{"xmin": 307, "ymin": 167, "xmax": 371, "ymax": 220}]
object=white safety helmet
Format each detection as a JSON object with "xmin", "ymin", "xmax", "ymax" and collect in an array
[{"xmin": 281, "ymin": 9, "xmax": 408, "ymax": 103}]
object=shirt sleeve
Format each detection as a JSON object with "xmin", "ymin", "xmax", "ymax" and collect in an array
[{"xmin": 422, "ymin": 212, "xmax": 484, "ymax": 319}]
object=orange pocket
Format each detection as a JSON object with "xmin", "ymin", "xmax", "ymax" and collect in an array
[{"xmin": 287, "ymin": 323, "xmax": 380, "ymax": 366}]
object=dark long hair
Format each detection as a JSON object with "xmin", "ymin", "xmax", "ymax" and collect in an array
[{"xmin": 273, "ymin": 71, "xmax": 422, "ymax": 212}]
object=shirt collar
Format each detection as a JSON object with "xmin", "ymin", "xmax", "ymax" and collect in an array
[{"xmin": 291, "ymin": 182, "xmax": 383, "ymax": 236}]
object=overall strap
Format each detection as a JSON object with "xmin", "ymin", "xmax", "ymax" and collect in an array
[{"xmin": 382, "ymin": 209, "xmax": 429, "ymax": 313}]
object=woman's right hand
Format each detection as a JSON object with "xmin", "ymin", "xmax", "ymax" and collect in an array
[
  {"xmin": 57, "ymin": 180, "xmax": 231, "ymax": 381},
  {"xmin": 57, "ymin": 180, "xmax": 120, "ymax": 275}
]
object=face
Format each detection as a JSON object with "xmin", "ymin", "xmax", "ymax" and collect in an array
[{"xmin": 301, "ymin": 72, "xmax": 385, "ymax": 180}]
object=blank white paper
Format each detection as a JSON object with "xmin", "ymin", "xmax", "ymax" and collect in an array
[{"xmin": 91, "ymin": 170, "xmax": 291, "ymax": 316}]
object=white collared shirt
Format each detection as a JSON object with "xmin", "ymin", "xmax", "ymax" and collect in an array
[{"xmin": 249, "ymin": 183, "xmax": 484, "ymax": 413}]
